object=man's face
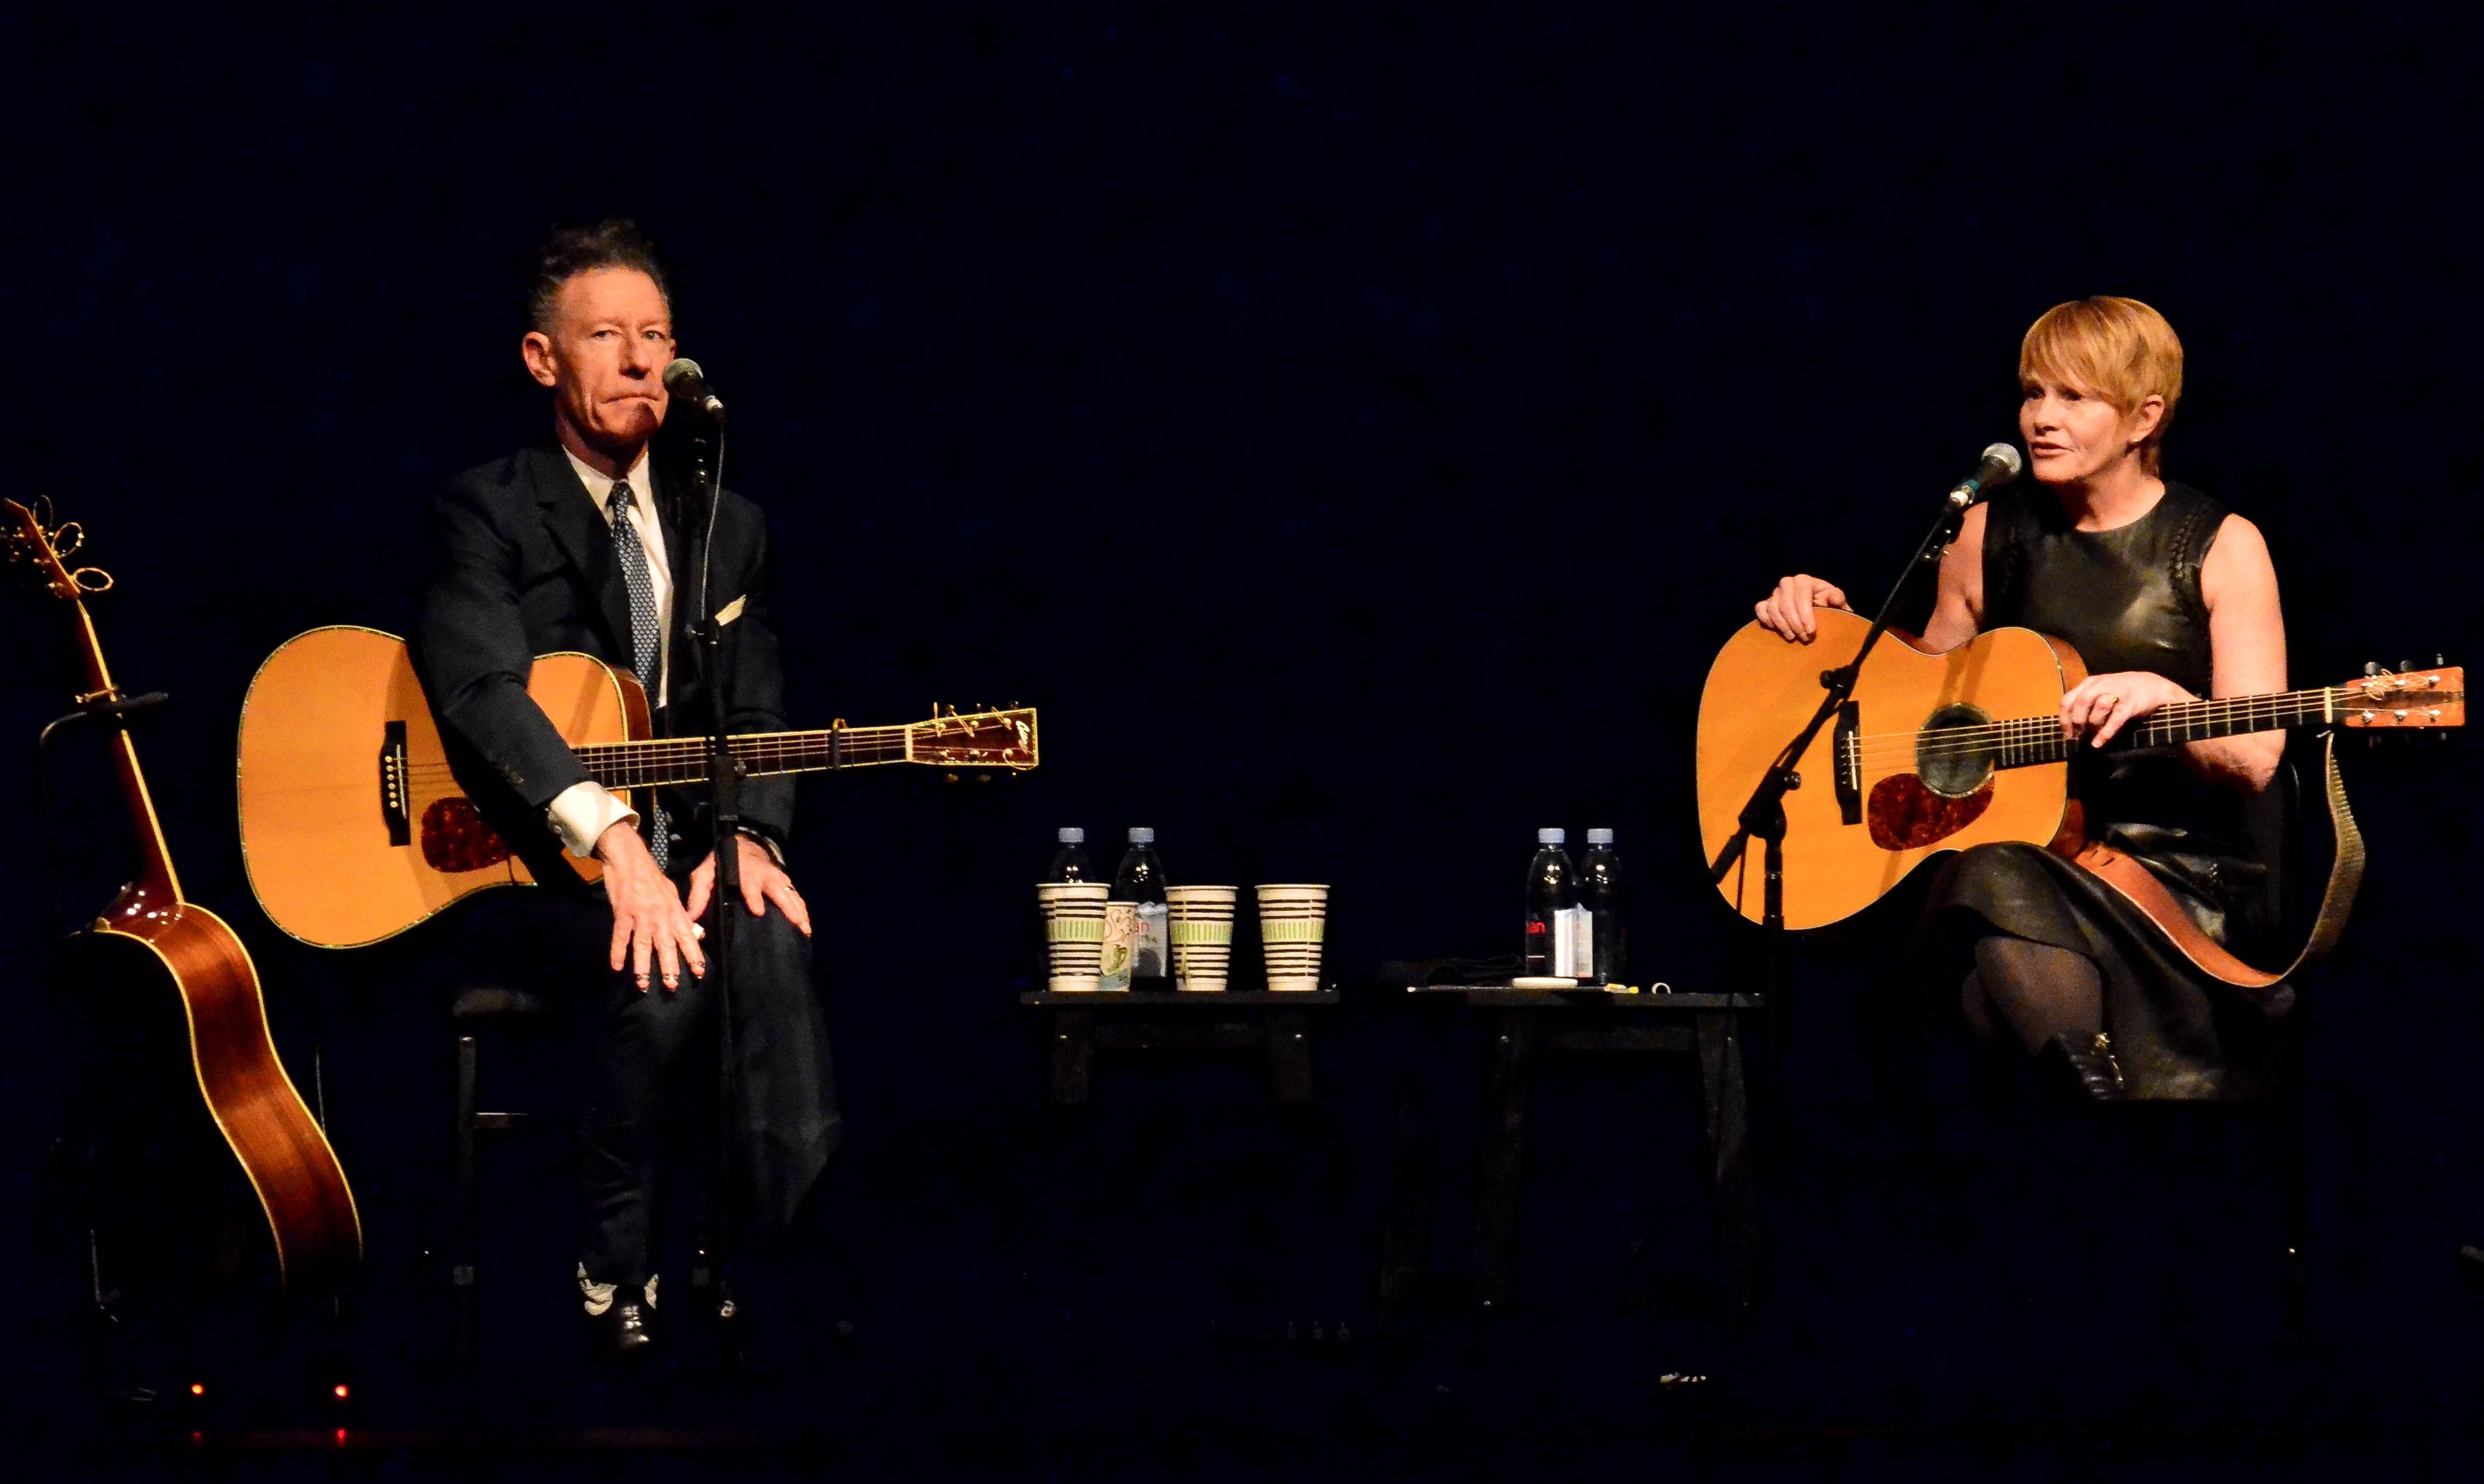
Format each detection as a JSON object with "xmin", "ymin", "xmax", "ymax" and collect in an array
[{"xmin": 522, "ymin": 267, "xmax": 675, "ymax": 458}]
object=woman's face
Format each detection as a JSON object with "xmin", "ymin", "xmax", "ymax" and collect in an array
[{"xmin": 2019, "ymin": 370, "xmax": 2161, "ymax": 486}]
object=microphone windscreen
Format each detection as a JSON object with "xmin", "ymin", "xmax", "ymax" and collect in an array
[
  {"xmin": 1982, "ymin": 442, "xmax": 2024, "ymax": 484},
  {"xmin": 662, "ymin": 358, "xmax": 705, "ymax": 394}
]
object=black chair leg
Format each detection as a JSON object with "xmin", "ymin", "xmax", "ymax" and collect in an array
[{"xmin": 451, "ymin": 1033, "xmax": 479, "ymax": 1363}]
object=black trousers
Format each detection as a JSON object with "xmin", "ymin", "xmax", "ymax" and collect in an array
[{"xmin": 452, "ymin": 881, "xmax": 842, "ymax": 1289}]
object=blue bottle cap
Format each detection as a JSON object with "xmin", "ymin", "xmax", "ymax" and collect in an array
[
  {"xmin": 1057, "ymin": 827, "xmax": 1085, "ymax": 844},
  {"xmin": 1128, "ymin": 826, "xmax": 1155, "ymax": 844},
  {"xmin": 1586, "ymin": 828, "xmax": 1614, "ymax": 845},
  {"xmin": 1537, "ymin": 827, "xmax": 1566, "ymax": 845}
]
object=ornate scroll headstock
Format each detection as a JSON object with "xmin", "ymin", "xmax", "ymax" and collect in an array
[
  {"xmin": 910, "ymin": 704, "xmax": 1040, "ymax": 768},
  {"xmin": 2335, "ymin": 663, "xmax": 2465, "ymax": 731},
  {"xmin": 3, "ymin": 497, "xmax": 114, "ymax": 603}
]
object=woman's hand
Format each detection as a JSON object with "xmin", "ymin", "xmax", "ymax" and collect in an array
[
  {"xmin": 2060, "ymin": 671, "xmax": 2194, "ymax": 749},
  {"xmin": 1753, "ymin": 575, "xmax": 1850, "ymax": 643}
]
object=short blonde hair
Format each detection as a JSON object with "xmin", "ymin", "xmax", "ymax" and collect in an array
[{"xmin": 2019, "ymin": 297, "xmax": 2184, "ymax": 475}]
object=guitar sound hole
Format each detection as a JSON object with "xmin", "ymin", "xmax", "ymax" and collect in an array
[
  {"xmin": 421, "ymin": 797, "xmax": 513, "ymax": 873},
  {"xmin": 1916, "ymin": 703, "xmax": 1996, "ymax": 798}
]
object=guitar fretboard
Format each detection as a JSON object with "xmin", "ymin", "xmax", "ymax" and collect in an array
[
  {"xmin": 574, "ymin": 728, "xmax": 913, "ymax": 789},
  {"xmin": 1976, "ymin": 687, "xmax": 2342, "ymax": 769}
]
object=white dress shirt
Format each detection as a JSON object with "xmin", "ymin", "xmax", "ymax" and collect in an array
[{"xmin": 545, "ymin": 446, "xmax": 669, "ymax": 858}]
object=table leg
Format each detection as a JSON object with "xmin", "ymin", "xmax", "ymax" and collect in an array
[
  {"xmin": 1049, "ymin": 1009, "xmax": 1095, "ymax": 1105},
  {"xmin": 1266, "ymin": 1009, "xmax": 1314, "ymax": 1104},
  {"xmin": 1472, "ymin": 1011, "xmax": 1536, "ymax": 1310},
  {"xmin": 1697, "ymin": 1010, "xmax": 1761, "ymax": 1317}
]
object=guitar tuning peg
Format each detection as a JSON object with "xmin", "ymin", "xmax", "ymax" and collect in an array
[
  {"xmin": 2365, "ymin": 662, "xmax": 2382, "ymax": 677},
  {"xmin": 2437, "ymin": 653, "xmax": 2448, "ymax": 668},
  {"xmin": 2399, "ymin": 660, "xmax": 2418, "ymax": 675}
]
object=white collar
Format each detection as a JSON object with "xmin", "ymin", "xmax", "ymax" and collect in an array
[{"xmin": 562, "ymin": 444, "xmax": 654, "ymax": 509}]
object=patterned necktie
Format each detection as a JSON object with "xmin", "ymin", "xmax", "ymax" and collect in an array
[{"xmin": 607, "ymin": 482, "xmax": 669, "ymax": 872}]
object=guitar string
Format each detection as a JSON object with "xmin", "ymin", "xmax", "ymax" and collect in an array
[
  {"xmin": 395, "ymin": 726, "xmax": 1016, "ymax": 786},
  {"xmin": 1842, "ymin": 687, "xmax": 2341, "ymax": 750},
  {"xmin": 1841, "ymin": 686, "xmax": 2337, "ymax": 747},
  {"xmin": 1842, "ymin": 690, "xmax": 2352, "ymax": 766},
  {"xmin": 1843, "ymin": 687, "xmax": 2457, "ymax": 772}
]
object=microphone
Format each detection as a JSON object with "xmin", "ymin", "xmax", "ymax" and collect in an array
[
  {"xmin": 662, "ymin": 358, "xmax": 725, "ymax": 421},
  {"xmin": 1947, "ymin": 443, "xmax": 2023, "ymax": 507}
]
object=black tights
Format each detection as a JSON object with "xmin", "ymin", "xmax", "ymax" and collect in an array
[{"xmin": 1960, "ymin": 934, "xmax": 2103, "ymax": 1055}]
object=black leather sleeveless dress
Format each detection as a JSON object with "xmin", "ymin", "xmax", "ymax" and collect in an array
[{"xmin": 1921, "ymin": 480, "xmax": 2291, "ymax": 1100}]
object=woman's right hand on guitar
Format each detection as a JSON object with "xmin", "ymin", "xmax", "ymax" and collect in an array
[{"xmin": 1754, "ymin": 574, "xmax": 1850, "ymax": 643}]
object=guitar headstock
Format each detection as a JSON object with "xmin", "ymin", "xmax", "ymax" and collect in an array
[
  {"xmin": 910, "ymin": 705, "xmax": 1040, "ymax": 768},
  {"xmin": 3, "ymin": 497, "xmax": 113, "ymax": 602},
  {"xmin": 2334, "ymin": 663, "xmax": 2464, "ymax": 730}
]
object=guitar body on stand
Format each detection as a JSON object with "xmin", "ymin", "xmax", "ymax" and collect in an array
[
  {"xmin": 1699, "ymin": 607, "xmax": 2463, "ymax": 982},
  {"xmin": 7, "ymin": 499, "xmax": 360, "ymax": 1302},
  {"xmin": 237, "ymin": 625, "xmax": 1039, "ymax": 948}
]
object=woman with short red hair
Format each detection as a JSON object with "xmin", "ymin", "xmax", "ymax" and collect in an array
[{"xmin": 1753, "ymin": 297, "xmax": 2290, "ymax": 1100}]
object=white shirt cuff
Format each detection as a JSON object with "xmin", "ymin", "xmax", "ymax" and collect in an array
[{"xmin": 547, "ymin": 781, "xmax": 639, "ymax": 859}]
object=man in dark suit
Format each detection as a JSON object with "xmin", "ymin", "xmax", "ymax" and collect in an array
[{"xmin": 413, "ymin": 220, "xmax": 839, "ymax": 1354}]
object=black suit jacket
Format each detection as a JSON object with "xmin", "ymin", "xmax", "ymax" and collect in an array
[{"xmin": 412, "ymin": 444, "xmax": 796, "ymax": 875}]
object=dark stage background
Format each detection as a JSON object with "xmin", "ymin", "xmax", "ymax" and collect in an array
[{"xmin": 10, "ymin": 4, "xmax": 2484, "ymax": 1477}]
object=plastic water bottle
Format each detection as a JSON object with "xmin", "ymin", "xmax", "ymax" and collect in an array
[
  {"xmin": 1112, "ymin": 827, "xmax": 1170, "ymax": 986},
  {"xmin": 1522, "ymin": 828, "xmax": 1577, "ymax": 977},
  {"xmin": 1578, "ymin": 828, "xmax": 1626, "ymax": 985},
  {"xmin": 1045, "ymin": 827, "xmax": 1092, "ymax": 883}
]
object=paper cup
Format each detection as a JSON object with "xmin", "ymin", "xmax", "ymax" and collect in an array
[
  {"xmin": 1037, "ymin": 882, "xmax": 1108, "ymax": 991},
  {"xmin": 1255, "ymin": 884, "xmax": 1329, "ymax": 992},
  {"xmin": 1166, "ymin": 885, "xmax": 1240, "ymax": 991}
]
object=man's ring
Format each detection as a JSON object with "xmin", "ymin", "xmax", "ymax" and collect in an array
[
  {"xmin": 2100, "ymin": 694, "xmax": 2120, "ymax": 707},
  {"xmin": 692, "ymin": 923, "xmax": 706, "ymax": 940}
]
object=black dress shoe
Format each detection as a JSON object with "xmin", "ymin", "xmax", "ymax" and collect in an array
[
  {"xmin": 607, "ymin": 1298, "xmax": 653, "ymax": 1355},
  {"xmin": 2038, "ymin": 1031, "xmax": 2128, "ymax": 1101}
]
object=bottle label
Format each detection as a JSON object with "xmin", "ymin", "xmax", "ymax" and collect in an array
[
  {"xmin": 1553, "ymin": 905, "xmax": 1594, "ymax": 978},
  {"xmin": 1133, "ymin": 903, "xmax": 1170, "ymax": 978},
  {"xmin": 1100, "ymin": 904, "xmax": 1137, "ymax": 991}
]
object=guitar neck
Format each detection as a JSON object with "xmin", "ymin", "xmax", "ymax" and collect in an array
[
  {"xmin": 56, "ymin": 596, "xmax": 185, "ymax": 902},
  {"xmin": 1994, "ymin": 687, "xmax": 2342, "ymax": 769},
  {"xmin": 574, "ymin": 727, "xmax": 916, "ymax": 790}
]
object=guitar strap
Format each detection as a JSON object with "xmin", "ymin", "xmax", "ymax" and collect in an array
[{"xmin": 2073, "ymin": 729, "xmax": 2366, "ymax": 997}]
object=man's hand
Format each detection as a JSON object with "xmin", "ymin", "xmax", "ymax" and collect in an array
[
  {"xmin": 1754, "ymin": 574, "xmax": 1850, "ymax": 642},
  {"xmin": 598, "ymin": 820, "xmax": 707, "ymax": 993},
  {"xmin": 687, "ymin": 835, "xmax": 813, "ymax": 937}
]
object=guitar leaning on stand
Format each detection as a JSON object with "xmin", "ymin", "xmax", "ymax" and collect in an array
[
  {"xmin": 234, "ymin": 625, "xmax": 1040, "ymax": 948},
  {"xmin": 5, "ymin": 498, "xmax": 361, "ymax": 1301},
  {"xmin": 1697, "ymin": 607, "xmax": 2464, "ymax": 986}
]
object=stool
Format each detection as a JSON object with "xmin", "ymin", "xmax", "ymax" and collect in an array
[
  {"xmin": 1018, "ymin": 990, "xmax": 1340, "ymax": 1104},
  {"xmin": 449, "ymin": 985, "xmax": 554, "ymax": 1362},
  {"xmin": 1387, "ymin": 986, "xmax": 1767, "ymax": 1325}
]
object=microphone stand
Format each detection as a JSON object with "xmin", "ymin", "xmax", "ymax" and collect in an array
[
  {"xmin": 680, "ymin": 410, "xmax": 745, "ymax": 1344},
  {"xmin": 1706, "ymin": 479, "xmax": 1982, "ymax": 1095}
]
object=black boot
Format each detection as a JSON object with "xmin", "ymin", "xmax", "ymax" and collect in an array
[{"xmin": 2038, "ymin": 1032, "xmax": 2128, "ymax": 1102}]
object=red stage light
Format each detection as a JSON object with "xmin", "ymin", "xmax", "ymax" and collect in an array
[
  {"xmin": 332, "ymin": 1383, "xmax": 349, "ymax": 1400},
  {"xmin": 189, "ymin": 1383, "xmax": 205, "ymax": 1397}
]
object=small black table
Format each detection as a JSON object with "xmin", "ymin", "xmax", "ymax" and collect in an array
[
  {"xmin": 1019, "ymin": 989, "xmax": 1341, "ymax": 1105},
  {"xmin": 1392, "ymin": 986, "xmax": 1766, "ymax": 1320}
]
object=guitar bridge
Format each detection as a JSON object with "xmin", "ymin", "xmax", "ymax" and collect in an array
[
  {"xmin": 380, "ymin": 721, "xmax": 410, "ymax": 846},
  {"xmin": 1833, "ymin": 700, "xmax": 1862, "ymax": 825}
]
